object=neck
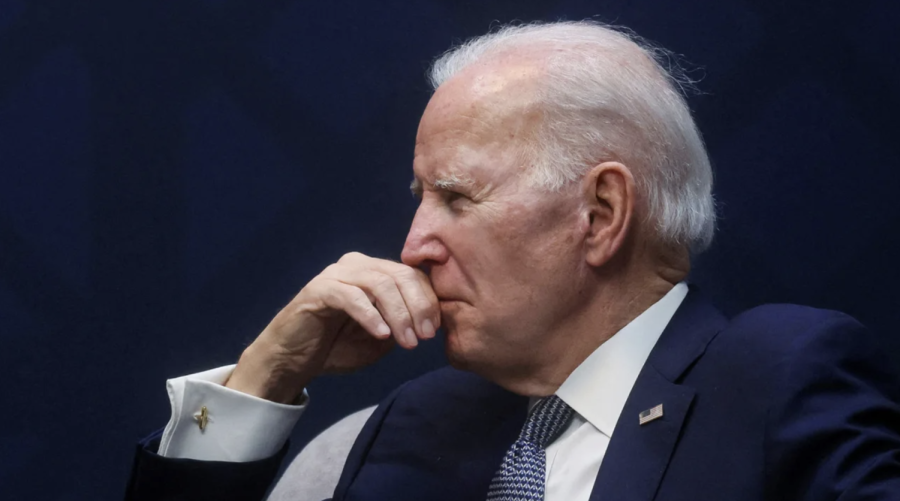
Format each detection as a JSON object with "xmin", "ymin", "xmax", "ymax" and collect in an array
[{"xmin": 509, "ymin": 248, "xmax": 688, "ymax": 397}]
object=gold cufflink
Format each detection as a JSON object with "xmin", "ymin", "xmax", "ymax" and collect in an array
[
  {"xmin": 194, "ymin": 406, "xmax": 209, "ymax": 431},
  {"xmin": 639, "ymin": 404, "xmax": 663, "ymax": 425}
]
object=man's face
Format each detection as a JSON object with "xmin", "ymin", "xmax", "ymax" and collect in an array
[{"xmin": 401, "ymin": 64, "xmax": 589, "ymax": 381}]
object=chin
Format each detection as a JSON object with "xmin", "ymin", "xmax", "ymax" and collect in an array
[
  {"xmin": 442, "ymin": 324, "xmax": 483, "ymax": 372},
  {"xmin": 443, "ymin": 324, "xmax": 542, "ymax": 395},
  {"xmin": 443, "ymin": 327, "xmax": 469, "ymax": 368},
  {"xmin": 443, "ymin": 325, "xmax": 503, "ymax": 383}
]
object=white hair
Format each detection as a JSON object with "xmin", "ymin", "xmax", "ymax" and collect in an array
[{"xmin": 427, "ymin": 20, "xmax": 716, "ymax": 254}]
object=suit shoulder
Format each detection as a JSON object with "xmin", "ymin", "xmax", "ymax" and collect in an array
[
  {"xmin": 690, "ymin": 302, "xmax": 900, "ymax": 409},
  {"xmin": 730, "ymin": 303, "xmax": 860, "ymax": 332},
  {"xmin": 715, "ymin": 303, "xmax": 864, "ymax": 357},
  {"xmin": 696, "ymin": 303, "xmax": 874, "ymax": 390}
]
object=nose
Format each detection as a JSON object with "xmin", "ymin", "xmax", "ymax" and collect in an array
[{"xmin": 401, "ymin": 204, "xmax": 449, "ymax": 270}]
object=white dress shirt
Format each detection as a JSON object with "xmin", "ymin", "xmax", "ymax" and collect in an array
[
  {"xmin": 159, "ymin": 365, "xmax": 306, "ymax": 461},
  {"xmin": 159, "ymin": 282, "xmax": 688, "ymax": 501},
  {"xmin": 543, "ymin": 282, "xmax": 687, "ymax": 501}
]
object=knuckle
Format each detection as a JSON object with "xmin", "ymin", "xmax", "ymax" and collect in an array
[
  {"xmin": 304, "ymin": 275, "xmax": 323, "ymax": 288},
  {"xmin": 302, "ymin": 276, "xmax": 328, "ymax": 296},
  {"xmin": 320, "ymin": 263, "xmax": 341, "ymax": 277},
  {"xmin": 322, "ymin": 282, "xmax": 344, "ymax": 303},
  {"xmin": 422, "ymin": 301, "xmax": 440, "ymax": 317},
  {"xmin": 396, "ymin": 266, "xmax": 418, "ymax": 282},
  {"xmin": 366, "ymin": 307, "xmax": 384, "ymax": 322},
  {"xmin": 338, "ymin": 251, "xmax": 364, "ymax": 264},
  {"xmin": 413, "ymin": 296, "xmax": 434, "ymax": 314},
  {"xmin": 391, "ymin": 304, "xmax": 412, "ymax": 322},
  {"xmin": 352, "ymin": 290, "xmax": 373, "ymax": 308},
  {"xmin": 374, "ymin": 274, "xmax": 395, "ymax": 291}
]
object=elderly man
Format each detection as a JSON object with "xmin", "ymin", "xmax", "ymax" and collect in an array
[{"xmin": 125, "ymin": 21, "xmax": 900, "ymax": 501}]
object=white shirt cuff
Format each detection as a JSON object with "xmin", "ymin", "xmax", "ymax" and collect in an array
[{"xmin": 158, "ymin": 364, "xmax": 307, "ymax": 462}]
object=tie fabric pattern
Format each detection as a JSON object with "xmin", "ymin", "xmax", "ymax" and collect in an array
[{"xmin": 486, "ymin": 395, "xmax": 575, "ymax": 501}]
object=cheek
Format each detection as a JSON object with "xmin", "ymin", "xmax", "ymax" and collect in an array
[
  {"xmin": 501, "ymin": 207, "xmax": 581, "ymax": 273},
  {"xmin": 474, "ymin": 226, "xmax": 580, "ymax": 314},
  {"xmin": 446, "ymin": 199, "xmax": 582, "ymax": 304},
  {"xmin": 474, "ymin": 204, "xmax": 541, "ymax": 258},
  {"xmin": 498, "ymin": 218, "xmax": 585, "ymax": 316}
]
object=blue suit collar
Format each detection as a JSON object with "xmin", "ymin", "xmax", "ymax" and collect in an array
[{"xmin": 647, "ymin": 284, "xmax": 728, "ymax": 382}]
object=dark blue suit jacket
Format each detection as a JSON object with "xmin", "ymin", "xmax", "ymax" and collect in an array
[{"xmin": 124, "ymin": 289, "xmax": 900, "ymax": 500}]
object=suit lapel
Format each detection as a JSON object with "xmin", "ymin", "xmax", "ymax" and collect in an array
[
  {"xmin": 588, "ymin": 367, "xmax": 695, "ymax": 501},
  {"xmin": 589, "ymin": 287, "xmax": 727, "ymax": 501}
]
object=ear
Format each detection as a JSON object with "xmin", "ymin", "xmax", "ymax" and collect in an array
[{"xmin": 581, "ymin": 162, "xmax": 635, "ymax": 267}]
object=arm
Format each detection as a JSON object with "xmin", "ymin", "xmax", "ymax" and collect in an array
[
  {"xmin": 765, "ymin": 313, "xmax": 900, "ymax": 500},
  {"xmin": 124, "ymin": 365, "xmax": 305, "ymax": 501},
  {"xmin": 124, "ymin": 253, "xmax": 440, "ymax": 501},
  {"xmin": 124, "ymin": 429, "xmax": 291, "ymax": 501}
]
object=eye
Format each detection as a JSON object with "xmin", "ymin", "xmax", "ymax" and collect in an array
[{"xmin": 441, "ymin": 190, "xmax": 470, "ymax": 209}]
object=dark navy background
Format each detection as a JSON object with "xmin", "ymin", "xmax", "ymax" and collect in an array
[{"xmin": 0, "ymin": 1, "xmax": 898, "ymax": 499}]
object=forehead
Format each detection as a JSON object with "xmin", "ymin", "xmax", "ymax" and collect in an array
[{"xmin": 413, "ymin": 61, "xmax": 544, "ymax": 186}]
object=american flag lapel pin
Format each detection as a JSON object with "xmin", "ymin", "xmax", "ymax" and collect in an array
[{"xmin": 639, "ymin": 404, "xmax": 664, "ymax": 425}]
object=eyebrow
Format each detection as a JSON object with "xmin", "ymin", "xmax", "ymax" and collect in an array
[{"xmin": 410, "ymin": 172, "xmax": 476, "ymax": 196}]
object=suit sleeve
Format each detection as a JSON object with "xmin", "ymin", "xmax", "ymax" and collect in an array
[
  {"xmin": 123, "ymin": 428, "xmax": 297, "ymax": 501},
  {"xmin": 764, "ymin": 313, "xmax": 900, "ymax": 500}
]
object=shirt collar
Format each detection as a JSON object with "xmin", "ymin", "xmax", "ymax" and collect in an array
[{"xmin": 554, "ymin": 282, "xmax": 689, "ymax": 438}]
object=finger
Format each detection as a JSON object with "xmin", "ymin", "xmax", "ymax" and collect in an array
[
  {"xmin": 321, "ymin": 280, "xmax": 392, "ymax": 341},
  {"xmin": 390, "ymin": 266, "xmax": 439, "ymax": 339},
  {"xmin": 326, "ymin": 254, "xmax": 438, "ymax": 341},
  {"xmin": 359, "ymin": 257, "xmax": 441, "ymax": 338},
  {"xmin": 338, "ymin": 271, "xmax": 419, "ymax": 349}
]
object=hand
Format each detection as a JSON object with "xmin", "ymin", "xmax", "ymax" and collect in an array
[{"xmin": 225, "ymin": 252, "xmax": 440, "ymax": 403}]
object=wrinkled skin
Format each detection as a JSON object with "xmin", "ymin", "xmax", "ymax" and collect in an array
[{"xmin": 226, "ymin": 56, "xmax": 683, "ymax": 402}]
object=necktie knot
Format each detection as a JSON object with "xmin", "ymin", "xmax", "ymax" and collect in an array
[{"xmin": 520, "ymin": 395, "xmax": 574, "ymax": 448}]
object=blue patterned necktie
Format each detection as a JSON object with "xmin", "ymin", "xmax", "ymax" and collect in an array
[{"xmin": 486, "ymin": 395, "xmax": 575, "ymax": 501}]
